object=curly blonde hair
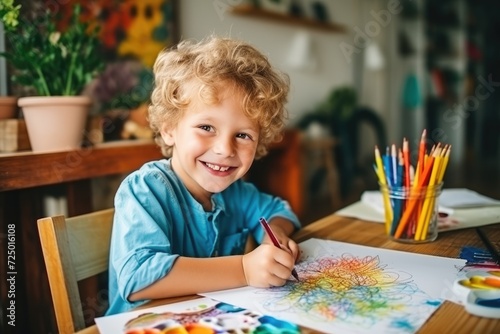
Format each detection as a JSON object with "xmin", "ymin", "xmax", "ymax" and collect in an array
[{"xmin": 148, "ymin": 35, "xmax": 290, "ymax": 159}]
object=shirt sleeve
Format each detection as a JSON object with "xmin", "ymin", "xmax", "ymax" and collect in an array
[
  {"xmin": 110, "ymin": 168, "xmax": 179, "ymax": 304},
  {"xmin": 226, "ymin": 180, "xmax": 302, "ymax": 243}
]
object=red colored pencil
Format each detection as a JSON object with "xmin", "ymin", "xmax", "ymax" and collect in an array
[
  {"xmin": 259, "ymin": 217, "xmax": 299, "ymax": 281},
  {"xmin": 403, "ymin": 138, "xmax": 411, "ymax": 188},
  {"xmin": 418, "ymin": 129, "xmax": 427, "ymax": 177}
]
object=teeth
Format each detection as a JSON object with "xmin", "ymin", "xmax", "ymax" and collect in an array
[{"xmin": 206, "ymin": 163, "xmax": 229, "ymax": 172}]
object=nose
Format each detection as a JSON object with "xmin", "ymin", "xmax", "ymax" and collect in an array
[{"xmin": 213, "ymin": 136, "xmax": 235, "ymax": 157}]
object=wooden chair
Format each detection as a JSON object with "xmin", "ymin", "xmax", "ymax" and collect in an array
[{"xmin": 37, "ymin": 208, "xmax": 114, "ymax": 334}]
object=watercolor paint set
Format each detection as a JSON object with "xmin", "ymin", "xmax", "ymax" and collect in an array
[{"xmin": 454, "ymin": 270, "xmax": 500, "ymax": 319}]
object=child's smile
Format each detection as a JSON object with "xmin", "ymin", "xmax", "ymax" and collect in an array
[
  {"xmin": 161, "ymin": 84, "xmax": 259, "ymax": 209},
  {"xmin": 203, "ymin": 162, "xmax": 233, "ymax": 173}
]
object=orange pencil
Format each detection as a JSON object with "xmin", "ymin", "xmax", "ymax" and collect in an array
[
  {"xmin": 415, "ymin": 146, "xmax": 442, "ymax": 240},
  {"xmin": 394, "ymin": 152, "xmax": 436, "ymax": 238}
]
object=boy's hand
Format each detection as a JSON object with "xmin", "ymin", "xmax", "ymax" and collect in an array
[
  {"xmin": 261, "ymin": 226, "xmax": 300, "ymax": 262},
  {"xmin": 241, "ymin": 243, "xmax": 298, "ymax": 287}
]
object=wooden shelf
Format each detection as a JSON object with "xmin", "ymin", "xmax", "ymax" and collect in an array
[
  {"xmin": 0, "ymin": 139, "xmax": 164, "ymax": 191},
  {"xmin": 231, "ymin": 5, "xmax": 346, "ymax": 33}
]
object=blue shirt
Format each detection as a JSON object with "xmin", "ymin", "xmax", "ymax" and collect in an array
[{"xmin": 106, "ymin": 159, "xmax": 301, "ymax": 315}]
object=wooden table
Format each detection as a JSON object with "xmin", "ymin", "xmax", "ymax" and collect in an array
[{"xmin": 77, "ymin": 214, "xmax": 500, "ymax": 334}]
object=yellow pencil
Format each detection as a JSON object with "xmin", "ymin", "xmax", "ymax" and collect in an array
[
  {"xmin": 413, "ymin": 159, "xmax": 423, "ymax": 230},
  {"xmin": 415, "ymin": 147, "xmax": 442, "ymax": 240},
  {"xmin": 419, "ymin": 146, "xmax": 451, "ymax": 239},
  {"xmin": 437, "ymin": 145, "xmax": 451, "ymax": 183},
  {"xmin": 375, "ymin": 146, "xmax": 393, "ymax": 233}
]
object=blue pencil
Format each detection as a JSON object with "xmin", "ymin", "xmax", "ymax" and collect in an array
[
  {"xmin": 390, "ymin": 156, "xmax": 404, "ymax": 235},
  {"xmin": 391, "ymin": 144, "xmax": 398, "ymax": 187},
  {"xmin": 383, "ymin": 147, "xmax": 392, "ymax": 187}
]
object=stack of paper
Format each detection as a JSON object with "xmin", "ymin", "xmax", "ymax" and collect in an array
[{"xmin": 438, "ymin": 188, "xmax": 500, "ymax": 208}]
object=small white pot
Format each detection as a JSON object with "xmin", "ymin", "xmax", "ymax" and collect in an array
[{"xmin": 18, "ymin": 96, "xmax": 91, "ymax": 152}]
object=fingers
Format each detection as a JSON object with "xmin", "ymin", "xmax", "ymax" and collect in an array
[
  {"xmin": 242, "ymin": 244, "xmax": 297, "ymax": 288},
  {"xmin": 278, "ymin": 238, "xmax": 301, "ymax": 262},
  {"xmin": 287, "ymin": 239, "xmax": 301, "ymax": 262}
]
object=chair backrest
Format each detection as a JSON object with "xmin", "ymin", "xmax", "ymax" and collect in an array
[{"xmin": 37, "ymin": 208, "xmax": 114, "ymax": 334}]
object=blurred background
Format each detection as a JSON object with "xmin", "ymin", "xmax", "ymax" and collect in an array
[
  {"xmin": 175, "ymin": 0, "xmax": 500, "ymax": 222},
  {"xmin": 3, "ymin": 0, "xmax": 500, "ymax": 222},
  {"xmin": 161, "ymin": 0, "xmax": 499, "ymax": 222}
]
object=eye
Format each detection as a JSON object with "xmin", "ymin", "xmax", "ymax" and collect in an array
[
  {"xmin": 199, "ymin": 125, "xmax": 213, "ymax": 132},
  {"xmin": 236, "ymin": 133, "xmax": 252, "ymax": 140}
]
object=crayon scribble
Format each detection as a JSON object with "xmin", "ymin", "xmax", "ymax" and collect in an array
[{"xmin": 259, "ymin": 254, "xmax": 441, "ymax": 333}]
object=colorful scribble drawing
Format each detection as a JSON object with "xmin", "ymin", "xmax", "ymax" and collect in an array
[
  {"xmin": 259, "ymin": 253, "xmax": 441, "ymax": 333},
  {"xmin": 202, "ymin": 239, "xmax": 464, "ymax": 333}
]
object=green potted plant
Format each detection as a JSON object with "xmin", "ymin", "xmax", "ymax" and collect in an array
[
  {"xmin": 1, "ymin": 2, "xmax": 103, "ymax": 152},
  {"xmin": 0, "ymin": 0, "xmax": 20, "ymax": 119}
]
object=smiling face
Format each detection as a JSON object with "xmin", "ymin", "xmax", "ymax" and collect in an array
[{"xmin": 160, "ymin": 83, "xmax": 259, "ymax": 209}]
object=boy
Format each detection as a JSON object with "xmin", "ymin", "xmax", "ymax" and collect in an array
[{"xmin": 106, "ymin": 35, "xmax": 301, "ymax": 315}]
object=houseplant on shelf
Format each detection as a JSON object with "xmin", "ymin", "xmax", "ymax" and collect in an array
[
  {"xmin": 0, "ymin": 3, "xmax": 103, "ymax": 152},
  {"xmin": 0, "ymin": 0, "xmax": 20, "ymax": 119},
  {"xmin": 84, "ymin": 59, "xmax": 154, "ymax": 142}
]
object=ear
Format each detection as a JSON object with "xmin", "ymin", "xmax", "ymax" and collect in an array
[{"xmin": 160, "ymin": 124, "xmax": 175, "ymax": 146}]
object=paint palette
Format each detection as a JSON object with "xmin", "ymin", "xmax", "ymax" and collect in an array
[
  {"xmin": 465, "ymin": 290, "xmax": 500, "ymax": 319},
  {"xmin": 454, "ymin": 271, "xmax": 500, "ymax": 318}
]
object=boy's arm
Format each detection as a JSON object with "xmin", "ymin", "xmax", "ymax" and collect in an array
[
  {"xmin": 129, "ymin": 243, "xmax": 296, "ymax": 302},
  {"xmin": 128, "ymin": 256, "xmax": 246, "ymax": 301},
  {"xmin": 268, "ymin": 216, "xmax": 297, "ymax": 237}
]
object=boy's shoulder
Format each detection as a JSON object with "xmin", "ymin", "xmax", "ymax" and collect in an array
[
  {"xmin": 125, "ymin": 159, "xmax": 173, "ymax": 183},
  {"xmin": 140, "ymin": 159, "xmax": 170, "ymax": 171}
]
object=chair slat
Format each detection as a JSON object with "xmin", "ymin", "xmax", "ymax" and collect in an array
[
  {"xmin": 38, "ymin": 208, "xmax": 114, "ymax": 334},
  {"xmin": 67, "ymin": 210, "xmax": 114, "ymax": 280}
]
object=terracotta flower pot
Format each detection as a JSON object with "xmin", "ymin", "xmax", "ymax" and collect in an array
[
  {"xmin": 0, "ymin": 96, "xmax": 18, "ymax": 119},
  {"xmin": 18, "ymin": 96, "xmax": 91, "ymax": 152}
]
